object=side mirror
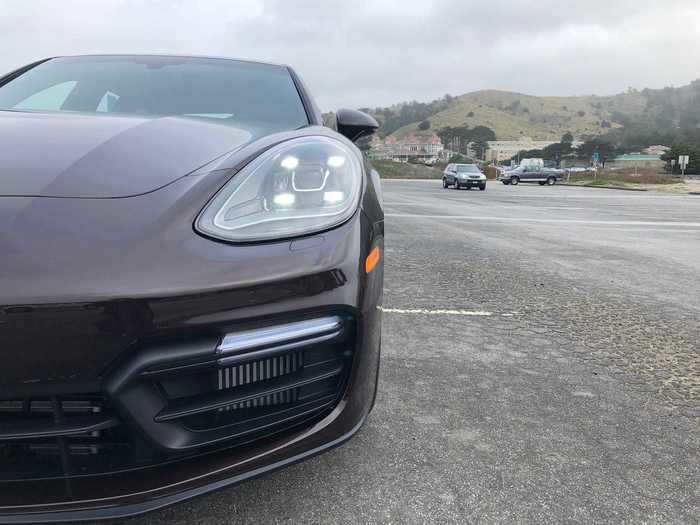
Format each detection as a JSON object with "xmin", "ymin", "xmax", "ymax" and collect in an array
[{"xmin": 335, "ymin": 109, "xmax": 379, "ymax": 142}]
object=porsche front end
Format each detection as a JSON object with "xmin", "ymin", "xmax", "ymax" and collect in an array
[{"xmin": 0, "ymin": 55, "xmax": 383, "ymax": 522}]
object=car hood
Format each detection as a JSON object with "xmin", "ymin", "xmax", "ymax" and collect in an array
[{"xmin": 0, "ymin": 111, "xmax": 254, "ymax": 198}]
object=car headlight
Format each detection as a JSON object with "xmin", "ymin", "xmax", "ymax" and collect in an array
[{"xmin": 196, "ymin": 137, "xmax": 363, "ymax": 242}]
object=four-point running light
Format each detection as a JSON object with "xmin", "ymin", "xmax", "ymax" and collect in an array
[{"xmin": 280, "ymin": 156, "xmax": 299, "ymax": 170}]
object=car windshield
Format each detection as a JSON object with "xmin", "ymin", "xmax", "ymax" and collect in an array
[
  {"xmin": 0, "ymin": 56, "xmax": 309, "ymax": 130},
  {"xmin": 456, "ymin": 165, "xmax": 480, "ymax": 173}
]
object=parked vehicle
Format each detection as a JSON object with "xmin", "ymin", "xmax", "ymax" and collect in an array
[
  {"xmin": 0, "ymin": 55, "xmax": 384, "ymax": 522},
  {"xmin": 443, "ymin": 163, "xmax": 487, "ymax": 190},
  {"xmin": 497, "ymin": 165, "xmax": 563, "ymax": 186}
]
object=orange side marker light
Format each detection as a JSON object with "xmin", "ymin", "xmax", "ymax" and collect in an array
[{"xmin": 365, "ymin": 246, "xmax": 381, "ymax": 274}]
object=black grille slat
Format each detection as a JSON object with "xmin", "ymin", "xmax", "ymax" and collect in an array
[
  {"xmin": 182, "ymin": 394, "xmax": 338, "ymax": 436},
  {"xmin": 155, "ymin": 361, "xmax": 344, "ymax": 423},
  {"xmin": 0, "ymin": 395, "xmax": 131, "ymax": 484},
  {"xmin": 0, "ymin": 415, "xmax": 120, "ymax": 441},
  {"xmin": 0, "ymin": 397, "xmax": 118, "ymax": 441}
]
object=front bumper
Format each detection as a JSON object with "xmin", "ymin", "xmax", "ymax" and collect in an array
[
  {"xmin": 0, "ymin": 307, "xmax": 381, "ymax": 523},
  {"xmin": 0, "ymin": 178, "xmax": 383, "ymax": 522},
  {"xmin": 456, "ymin": 179, "xmax": 486, "ymax": 186}
]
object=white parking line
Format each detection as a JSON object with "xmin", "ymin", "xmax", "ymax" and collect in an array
[
  {"xmin": 386, "ymin": 213, "xmax": 700, "ymax": 227},
  {"xmin": 379, "ymin": 307, "xmax": 493, "ymax": 316},
  {"xmin": 386, "ymin": 203, "xmax": 587, "ymax": 211},
  {"xmin": 536, "ymin": 207, "xmax": 586, "ymax": 210}
]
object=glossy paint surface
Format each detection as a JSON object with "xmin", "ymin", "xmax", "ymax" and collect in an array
[{"xmin": 0, "ymin": 111, "xmax": 254, "ymax": 197}]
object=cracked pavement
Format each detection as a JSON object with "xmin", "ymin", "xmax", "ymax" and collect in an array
[{"xmin": 112, "ymin": 181, "xmax": 699, "ymax": 524}]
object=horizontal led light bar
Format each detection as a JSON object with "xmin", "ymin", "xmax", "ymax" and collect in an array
[{"xmin": 216, "ymin": 316, "xmax": 343, "ymax": 365}]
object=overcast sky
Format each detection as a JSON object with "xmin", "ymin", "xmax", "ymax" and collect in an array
[{"xmin": 1, "ymin": 0, "xmax": 699, "ymax": 111}]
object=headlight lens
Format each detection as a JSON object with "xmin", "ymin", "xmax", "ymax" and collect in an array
[{"xmin": 196, "ymin": 137, "xmax": 363, "ymax": 242}]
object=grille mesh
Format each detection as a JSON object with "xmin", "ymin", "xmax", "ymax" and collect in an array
[{"xmin": 216, "ymin": 351, "xmax": 303, "ymax": 410}]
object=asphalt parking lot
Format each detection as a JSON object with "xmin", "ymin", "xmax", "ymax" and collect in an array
[{"xmin": 112, "ymin": 181, "xmax": 699, "ymax": 524}]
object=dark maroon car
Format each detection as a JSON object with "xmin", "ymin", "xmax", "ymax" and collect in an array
[{"xmin": 0, "ymin": 55, "xmax": 383, "ymax": 522}]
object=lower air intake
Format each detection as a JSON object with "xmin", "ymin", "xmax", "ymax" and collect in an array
[
  {"xmin": 0, "ymin": 395, "xmax": 130, "ymax": 482},
  {"xmin": 0, "ymin": 314, "xmax": 355, "ymax": 487},
  {"xmin": 116, "ymin": 314, "xmax": 355, "ymax": 449}
]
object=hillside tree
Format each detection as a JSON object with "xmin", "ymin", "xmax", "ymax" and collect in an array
[
  {"xmin": 576, "ymin": 140, "xmax": 616, "ymax": 167},
  {"xmin": 662, "ymin": 144, "xmax": 700, "ymax": 174}
]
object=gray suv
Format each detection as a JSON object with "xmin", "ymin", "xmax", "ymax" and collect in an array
[{"xmin": 443, "ymin": 163, "xmax": 487, "ymax": 190}]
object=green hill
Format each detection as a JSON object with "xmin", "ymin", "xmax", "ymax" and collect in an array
[
  {"xmin": 363, "ymin": 81, "xmax": 700, "ymax": 150},
  {"xmin": 386, "ymin": 89, "xmax": 648, "ymax": 141}
]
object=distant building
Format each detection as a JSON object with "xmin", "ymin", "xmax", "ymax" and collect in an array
[
  {"xmin": 643, "ymin": 145, "xmax": 670, "ymax": 156},
  {"xmin": 367, "ymin": 135, "xmax": 391, "ymax": 160},
  {"xmin": 369, "ymin": 133, "xmax": 445, "ymax": 162},
  {"xmin": 485, "ymin": 138, "xmax": 558, "ymax": 163},
  {"xmin": 486, "ymin": 137, "xmax": 584, "ymax": 163},
  {"xmin": 609, "ymin": 153, "xmax": 664, "ymax": 170}
]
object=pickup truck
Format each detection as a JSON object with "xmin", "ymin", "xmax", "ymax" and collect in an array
[{"xmin": 497, "ymin": 165, "xmax": 563, "ymax": 186}]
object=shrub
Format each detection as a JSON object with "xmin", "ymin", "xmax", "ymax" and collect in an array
[{"xmin": 568, "ymin": 169, "xmax": 682, "ymax": 185}]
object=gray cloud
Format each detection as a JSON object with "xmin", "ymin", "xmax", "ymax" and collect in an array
[{"xmin": 1, "ymin": 0, "xmax": 699, "ymax": 111}]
